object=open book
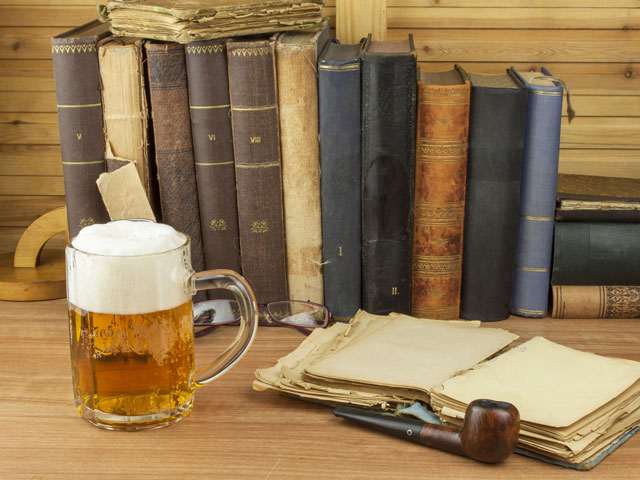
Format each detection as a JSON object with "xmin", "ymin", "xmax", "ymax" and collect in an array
[{"xmin": 254, "ymin": 311, "xmax": 640, "ymax": 469}]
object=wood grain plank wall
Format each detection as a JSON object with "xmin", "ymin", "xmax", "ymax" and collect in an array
[{"xmin": 0, "ymin": 1, "xmax": 638, "ymax": 253}]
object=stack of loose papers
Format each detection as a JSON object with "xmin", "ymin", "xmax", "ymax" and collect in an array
[
  {"xmin": 430, "ymin": 337, "xmax": 640, "ymax": 469},
  {"xmin": 253, "ymin": 310, "xmax": 518, "ymax": 410},
  {"xmin": 102, "ymin": 0, "xmax": 326, "ymax": 43}
]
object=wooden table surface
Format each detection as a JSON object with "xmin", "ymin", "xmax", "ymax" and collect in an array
[{"xmin": 1, "ymin": 298, "xmax": 639, "ymax": 479}]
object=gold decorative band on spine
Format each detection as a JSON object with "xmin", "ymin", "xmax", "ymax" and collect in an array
[
  {"xmin": 418, "ymin": 137, "xmax": 467, "ymax": 144},
  {"xmin": 52, "ymin": 44, "xmax": 96, "ymax": 54},
  {"xmin": 411, "ymin": 305, "xmax": 459, "ymax": 317},
  {"xmin": 530, "ymin": 90, "xmax": 562, "ymax": 96},
  {"xmin": 190, "ymin": 104, "xmax": 230, "ymax": 110},
  {"xmin": 62, "ymin": 160, "xmax": 105, "ymax": 165},
  {"xmin": 520, "ymin": 215, "xmax": 554, "ymax": 221},
  {"xmin": 419, "ymin": 99, "xmax": 469, "ymax": 105},
  {"xmin": 515, "ymin": 265, "xmax": 550, "ymax": 272},
  {"xmin": 236, "ymin": 162, "xmax": 280, "ymax": 169},
  {"xmin": 57, "ymin": 103, "xmax": 101, "ymax": 108},
  {"xmin": 416, "ymin": 156, "xmax": 466, "ymax": 164},
  {"xmin": 416, "ymin": 201, "xmax": 465, "ymax": 208},
  {"xmin": 413, "ymin": 255, "xmax": 461, "ymax": 278},
  {"xmin": 416, "ymin": 140, "xmax": 467, "ymax": 160},
  {"xmin": 229, "ymin": 46, "xmax": 270, "ymax": 57},
  {"xmin": 231, "ymin": 105, "xmax": 277, "ymax": 111},
  {"xmin": 414, "ymin": 203, "xmax": 465, "ymax": 225},
  {"xmin": 185, "ymin": 45, "xmax": 224, "ymax": 55},
  {"xmin": 513, "ymin": 307, "xmax": 546, "ymax": 315},
  {"xmin": 195, "ymin": 161, "xmax": 234, "ymax": 166},
  {"xmin": 318, "ymin": 64, "xmax": 360, "ymax": 71},
  {"xmin": 415, "ymin": 220, "xmax": 463, "ymax": 227}
]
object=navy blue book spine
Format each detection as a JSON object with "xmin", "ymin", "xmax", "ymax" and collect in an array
[
  {"xmin": 318, "ymin": 40, "xmax": 362, "ymax": 318},
  {"xmin": 361, "ymin": 35, "xmax": 417, "ymax": 315},
  {"xmin": 509, "ymin": 67, "xmax": 564, "ymax": 318}
]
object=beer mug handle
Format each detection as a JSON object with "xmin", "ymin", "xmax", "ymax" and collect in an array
[{"xmin": 190, "ymin": 269, "xmax": 259, "ymax": 386}]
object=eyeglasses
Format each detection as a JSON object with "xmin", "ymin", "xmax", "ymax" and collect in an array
[{"xmin": 193, "ymin": 299, "xmax": 333, "ymax": 338}]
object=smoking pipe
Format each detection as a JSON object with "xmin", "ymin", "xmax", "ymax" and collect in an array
[{"xmin": 334, "ymin": 399, "xmax": 520, "ymax": 464}]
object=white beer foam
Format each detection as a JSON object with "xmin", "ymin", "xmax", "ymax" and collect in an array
[
  {"xmin": 71, "ymin": 221, "xmax": 186, "ymax": 256},
  {"xmin": 67, "ymin": 221, "xmax": 193, "ymax": 314}
]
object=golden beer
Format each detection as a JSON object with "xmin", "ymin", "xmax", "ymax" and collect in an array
[
  {"xmin": 66, "ymin": 220, "xmax": 258, "ymax": 430},
  {"xmin": 69, "ymin": 301, "xmax": 194, "ymax": 428}
]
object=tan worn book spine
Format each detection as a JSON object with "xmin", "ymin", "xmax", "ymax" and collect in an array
[
  {"xmin": 551, "ymin": 285, "xmax": 640, "ymax": 319},
  {"xmin": 276, "ymin": 29, "xmax": 329, "ymax": 304},
  {"xmin": 411, "ymin": 67, "xmax": 470, "ymax": 319},
  {"xmin": 98, "ymin": 38, "xmax": 159, "ymax": 217}
]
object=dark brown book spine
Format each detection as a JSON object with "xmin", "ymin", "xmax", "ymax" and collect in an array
[
  {"xmin": 51, "ymin": 22, "xmax": 111, "ymax": 238},
  {"xmin": 185, "ymin": 40, "xmax": 241, "ymax": 273},
  {"xmin": 227, "ymin": 37, "xmax": 287, "ymax": 303},
  {"xmin": 552, "ymin": 285, "xmax": 640, "ymax": 319},
  {"xmin": 411, "ymin": 69, "xmax": 470, "ymax": 320},
  {"xmin": 145, "ymin": 41, "xmax": 205, "ymax": 273}
]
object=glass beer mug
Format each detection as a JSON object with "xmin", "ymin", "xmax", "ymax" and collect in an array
[{"xmin": 65, "ymin": 220, "xmax": 258, "ymax": 430}]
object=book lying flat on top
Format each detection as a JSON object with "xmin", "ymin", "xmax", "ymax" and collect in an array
[
  {"xmin": 102, "ymin": 0, "xmax": 326, "ymax": 43},
  {"xmin": 556, "ymin": 173, "xmax": 640, "ymax": 223},
  {"xmin": 254, "ymin": 311, "xmax": 640, "ymax": 469}
]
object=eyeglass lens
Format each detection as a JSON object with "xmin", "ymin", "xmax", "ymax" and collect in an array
[{"xmin": 193, "ymin": 299, "xmax": 327, "ymax": 328}]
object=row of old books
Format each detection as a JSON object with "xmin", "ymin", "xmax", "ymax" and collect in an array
[
  {"xmin": 52, "ymin": 19, "xmax": 639, "ymax": 321},
  {"xmin": 52, "ymin": 20, "xmax": 332, "ymax": 306},
  {"xmin": 550, "ymin": 174, "xmax": 640, "ymax": 319}
]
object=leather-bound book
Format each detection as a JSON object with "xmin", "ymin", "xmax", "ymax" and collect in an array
[
  {"xmin": 227, "ymin": 36, "xmax": 287, "ymax": 303},
  {"xmin": 318, "ymin": 40, "xmax": 363, "ymax": 319},
  {"xmin": 51, "ymin": 20, "xmax": 111, "ymax": 238},
  {"xmin": 509, "ymin": 67, "xmax": 564, "ymax": 318},
  {"xmin": 551, "ymin": 285, "xmax": 640, "ymax": 319},
  {"xmin": 98, "ymin": 37, "xmax": 160, "ymax": 219},
  {"xmin": 460, "ymin": 72, "xmax": 528, "ymax": 321},
  {"xmin": 555, "ymin": 174, "xmax": 640, "ymax": 223},
  {"xmin": 361, "ymin": 35, "xmax": 417, "ymax": 315},
  {"xmin": 145, "ymin": 41, "xmax": 205, "ymax": 274},
  {"xmin": 551, "ymin": 223, "xmax": 640, "ymax": 286},
  {"xmin": 185, "ymin": 39, "xmax": 241, "ymax": 273},
  {"xmin": 276, "ymin": 27, "xmax": 330, "ymax": 304},
  {"xmin": 411, "ymin": 66, "xmax": 470, "ymax": 320}
]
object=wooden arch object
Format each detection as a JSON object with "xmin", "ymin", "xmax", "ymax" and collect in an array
[{"xmin": 0, "ymin": 207, "xmax": 68, "ymax": 301}]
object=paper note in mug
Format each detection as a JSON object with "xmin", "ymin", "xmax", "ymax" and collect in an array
[{"xmin": 66, "ymin": 220, "xmax": 258, "ymax": 430}]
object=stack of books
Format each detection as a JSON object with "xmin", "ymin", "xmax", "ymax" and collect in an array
[{"xmin": 551, "ymin": 174, "xmax": 640, "ymax": 318}]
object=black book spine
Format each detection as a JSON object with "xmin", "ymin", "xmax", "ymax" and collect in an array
[
  {"xmin": 460, "ymin": 76, "xmax": 528, "ymax": 321},
  {"xmin": 361, "ymin": 37, "xmax": 417, "ymax": 315},
  {"xmin": 551, "ymin": 223, "xmax": 640, "ymax": 285}
]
